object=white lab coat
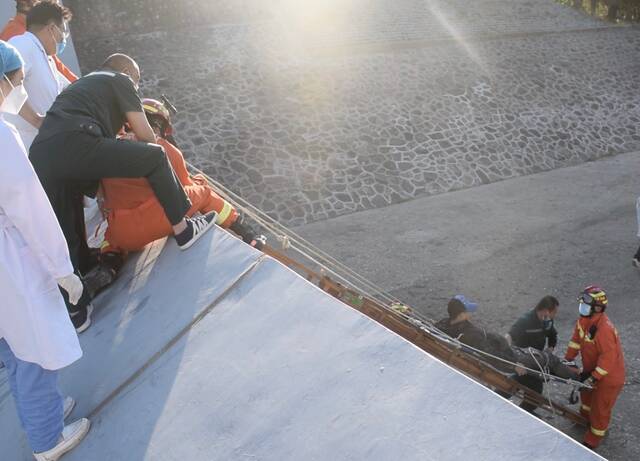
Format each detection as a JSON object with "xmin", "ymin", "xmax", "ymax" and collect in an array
[
  {"xmin": 6, "ymin": 32, "xmax": 69, "ymax": 149},
  {"xmin": 0, "ymin": 115, "xmax": 82, "ymax": 370}
]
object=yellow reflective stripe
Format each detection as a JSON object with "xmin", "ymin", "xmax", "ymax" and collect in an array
[
  {"xmin": 216, "ymin": 201, "xmax": 233, "ymax": 225},
  {"xmin": 578, "ymin": 325, "xmax": 585, "ymax": 339},
  {"xmin": 591, "ymin": 426, "xmax": 607, "ymax": 437},
  {"xmin": 590, "ymin": 291, "xmax": 607, "ymax": 304},
  {"xmin": 100, "ymin": 240, "xmax": 110, "ymax": 250},
  {"xmin": 581, "ymin": 404, "xmax": 591, "ymax": 412},
  {"xmin": 568, "ymin": 341, "xmax": 581, "ymax": 350},
  {"xmin": 595, "ymin": 367, "xmax": 608, "ymax": 376}
]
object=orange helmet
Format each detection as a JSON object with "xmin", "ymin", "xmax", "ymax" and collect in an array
[{"xmin": 142, "ymin": 98, "xmax": 172, "ymax": 138}]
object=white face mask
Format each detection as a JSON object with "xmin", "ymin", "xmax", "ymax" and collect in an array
[
  {"xmin": 578, "ymin": 302, "xmax": 592, "ymax": 317},
  {"xmin": 0, "ymin": 80, "xmax": 28, "ymax": 115}
]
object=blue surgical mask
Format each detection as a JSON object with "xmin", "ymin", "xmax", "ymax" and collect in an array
[
  {"xmin": 52, "ymin": 24, "xmax": 68, "ymax": 55},
  {"xmin": 578, "ymin": 302, "xmax": 592, "ymax": 317},
  {"xmin": 542, "ymin": 317, "xmax": 553, "ymax": 331},
  {"xmin": 56, "ymin": 35, "xmax": 67, "ymax": 55}
]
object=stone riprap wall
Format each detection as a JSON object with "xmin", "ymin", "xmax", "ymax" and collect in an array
[
  {"xmin": 64, "ymin": 0, "xmax": 269, "ymax": 40},
  {"xmin": 67, "ymin": 0, "xmax": 605, "ymax": 42},
  {"xmin": 70, "ymin": 1, "xmax": 640, "ymax": 226}
]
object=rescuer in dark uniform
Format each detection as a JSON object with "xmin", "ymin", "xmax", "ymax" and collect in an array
[
  {"xmin": 435, "ymin": 295, "xmax": 575, "ymax": 379},
  {"xmin": 507, "ymin": 295, "xmax": 559, "ymax": 413},
  {"xmin": 29, "ymin": 53, "xmax": 217, "ymax": 330}
]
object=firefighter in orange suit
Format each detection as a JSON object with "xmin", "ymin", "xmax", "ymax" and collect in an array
[
  {"xmin": 81, "ymin": 99, "xmax": 265, "ymax": 297},
  {"xmin": 99, "ymin": 98, "xmax": 265, "ymax": 255},
  {"xmin": 565, "ymin": 285, "xmax": 625, "ymax": 450}
]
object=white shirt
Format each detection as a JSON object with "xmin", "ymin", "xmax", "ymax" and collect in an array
[
  {"xmin": 6, "ymin": 32, "xmax": 69, "ymax": 148},
  {"xmin": 0, "ymin": 115, "xmax": 82, "ymax": 370}
]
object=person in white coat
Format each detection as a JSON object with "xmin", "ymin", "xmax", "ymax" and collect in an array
[
  {"xmin": 0, "ymin": 40, "xmax": 90, "ymax": 461},
  {"xmin": 5, "ymin": 1, "xmax": 72, "ymax": 150}
]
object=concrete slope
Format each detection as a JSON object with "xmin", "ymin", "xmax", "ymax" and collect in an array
[{"xmin": 1, "ymin": 229, "xmax": 601, "ymax": 460}]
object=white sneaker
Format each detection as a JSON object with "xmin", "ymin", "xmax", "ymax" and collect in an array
[
  {"xmin": 33, "ymin": 418, "xmax": 91, "ymax": 461},
  {"xmin": 62, "ymin": 396, "xmax": 75, "ymax": 421}
]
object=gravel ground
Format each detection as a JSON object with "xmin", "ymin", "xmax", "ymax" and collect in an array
[{"xmin": 296, "ymin": 151, "xmax": 640, "ymax": 460}]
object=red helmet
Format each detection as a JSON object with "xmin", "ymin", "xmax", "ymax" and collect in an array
[
  {"xmin": 581, "ymin": 285, "xmax": 608, "ymax": 308},
  {"xmin": 142, "ymin": 98, "xmax": 173, "ymax": 138}
]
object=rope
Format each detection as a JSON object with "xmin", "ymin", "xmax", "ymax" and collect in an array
[
  {"xmin": 187, "ymin": 162, "xmax": 401, "ymax": 306},
  {"xmin": 412, "ymin": 318, "xmax": 588, "ymax": 388},
  {"xmin": 186, "ymin": 160, "xmax": 589, "ymax": 391},
  {"xmin": 528, "ymin": 347, "xmax": 556, "ymax": 416}
]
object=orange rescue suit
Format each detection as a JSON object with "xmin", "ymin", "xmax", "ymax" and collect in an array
[
  {"xmin": 0, "ymin": 14, "xmax": 78, "ymax": 83},
  {"xmin": 100, "ymin": 138, "xmax": 238, "ymax": 253},
  {"xmin": 565, "ymin": 312, "xmax": 625, "ymax": 448}
]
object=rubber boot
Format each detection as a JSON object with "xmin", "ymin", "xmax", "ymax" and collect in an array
[{"xmin": 229, "ymin": 216, "xmax": 266, "ymax": 250}]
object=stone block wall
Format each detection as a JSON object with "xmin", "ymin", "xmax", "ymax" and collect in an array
[
  {"xmin": 65, "ymin": 1, "xmax": 640, "ymax": 226},
  {"xmin": 64, "ymin": 0, "xmax": 269, "ymax": 40}
]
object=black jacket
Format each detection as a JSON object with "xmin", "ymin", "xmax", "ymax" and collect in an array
[
  {"xmin": 508, "ymin": 309, "xmax": 558, "ymax": 351},
  {"xmin": 435, "ymin": 318, "xmax": 514, "ymax": 361}
]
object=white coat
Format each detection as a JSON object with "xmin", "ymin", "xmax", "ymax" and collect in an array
[{"xmin": 0, "ymin": 115, "xmax": 82, "ymax": 370}]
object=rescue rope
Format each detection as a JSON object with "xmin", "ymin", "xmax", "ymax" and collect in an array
[
  {"xmin": 186, "ymin": 162, "xmax": 402, "ymax": 306},
  {"xmin": 423, "ymin": 321, "xmax": 589, "ymax": 388},
  {"xmin": 186, "ymin": 161, "xmax": 589, "ymax": 390},
  {"xmin": 528, "ymin": 347, "xmax": 557, "ymax": 416}
]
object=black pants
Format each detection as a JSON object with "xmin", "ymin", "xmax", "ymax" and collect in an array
[
  {"xmin": 511, "ymin": 347, "xmax": 575, "ymax": 379},
  {"xmin": 30, "ymin": 131, "xmax": 191, "ymax": 302}
]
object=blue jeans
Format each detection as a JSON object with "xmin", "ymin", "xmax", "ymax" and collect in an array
[{"xmin": 0, "ymin": 339, "xmax": 63, "ymax": 453}]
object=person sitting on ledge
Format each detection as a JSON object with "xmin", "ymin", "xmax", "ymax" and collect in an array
[
  {"xmin": 435, "ymin": 295, "xmax": 578, "ymax": 380},
  {"xmin": 82, "ymin": 98, "xmax": 266, "ymax": 296}
]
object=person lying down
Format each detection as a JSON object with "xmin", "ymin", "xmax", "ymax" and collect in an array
[{"xmin": 435, "ymin": 295, "xmax": 578, "ymax": 380}]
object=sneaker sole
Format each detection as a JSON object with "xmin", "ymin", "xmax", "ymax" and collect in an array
[
  {"xmin": 75, "ymin": 304, "xmax": 94, "ymax": 334},
  {"xmin": 35, "ymin": 419, "xmax": 91, "ymax": 461},
  {"xmin": 178, "ymin": 213, "xmax": 217, "ymax": 251}
]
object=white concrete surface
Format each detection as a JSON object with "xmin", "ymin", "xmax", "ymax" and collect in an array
[
  {"xmin": 1, "ymin": 227, "xmax": 600, "ymax": 460},
  {"xmin": 296, "ymin": 150, "xmax": 640, "ymax": 460}
]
